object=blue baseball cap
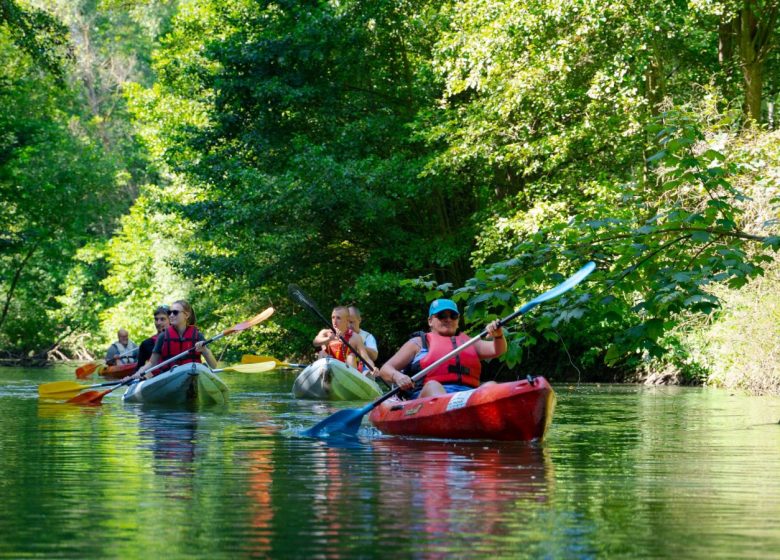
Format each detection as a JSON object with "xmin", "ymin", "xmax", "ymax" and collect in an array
[{"xmin": 428, "ymin": 298, "xmax": 459, "ymax": 317}]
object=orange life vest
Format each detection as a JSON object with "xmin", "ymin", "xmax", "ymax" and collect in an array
[
  {"xmin": 419, "ymin": 332, "xmax": 481, "ymax": 387},
  {"xmin": 159, "ymin": 325, "xmax": 202, "ymax": 372},
  {"xmin": 325, "ymin": 329, "xmax": 354, "ymax": 363}
]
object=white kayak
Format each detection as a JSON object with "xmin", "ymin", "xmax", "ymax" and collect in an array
[
  {"xmin": 122, "ymin": 362, "xmax": 228, "ymax": 405},
  {"xmin": 292, "ymin": 357, "xmax": 382, "ymax": 401}
]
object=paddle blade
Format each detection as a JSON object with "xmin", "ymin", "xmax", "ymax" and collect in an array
[
  {"xmin": 287, "ymin": 284, "xmax": 330, "ymax": 327},
  {"xmin": 221, "ymin": 362, "xmax": 277, "ymax": 374},
  {"xmin": 75, "ymin": 362, "xmax": 99, "ymax": 379},
  {"xmin": 241, "ymin": 354, "xmax": 279, "ymax": 365},
  {"xmin": 39, "ymin": 381, "xmax": 88, "ymax": 398},
  {"xmin": 67, "ymin": 389, "xmax": 110, "ymax": 405},
  {"xmin": 519, "ymin": 261, "xmax": 596, "ymax": 313},
  {"xmin": 302, "ymin": 405, "xmax": 370, "ymax": 438},
  {"xmin": 223, "ymin": 307, "xmax": 275, "ymax": 335}
]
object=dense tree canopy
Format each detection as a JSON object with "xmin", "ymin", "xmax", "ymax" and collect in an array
[{"xmin": 1, "ymin": 0, "xmax": 778, "ymax": 390}]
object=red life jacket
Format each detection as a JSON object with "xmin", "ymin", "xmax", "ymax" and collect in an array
[
  {"xmin": 419, "ymin": 332, "xmax": 481, "ymax": 387},
  {"xmin": 159, "ymin": 325, "xmax": 202, "ymax": 372},
  {"xmin": 325, "ymin": 329, "xmax": 354, "ymax": 363}
]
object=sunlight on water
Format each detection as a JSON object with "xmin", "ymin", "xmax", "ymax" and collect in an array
[{"xmin": 1, "ymin": 366, "xmax": 779, "ymax": 558}]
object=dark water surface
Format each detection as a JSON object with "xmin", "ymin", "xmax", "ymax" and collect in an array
[{"xmin": 1, "ymin": 365, "xmax": 779, "ymax": 558}]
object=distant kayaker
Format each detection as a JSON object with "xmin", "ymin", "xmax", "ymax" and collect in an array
[
  {"xmin": 348, "ymin": 305, "xmax": 378, "ymax": 372},
  {"xmin": 133, "ymin": 305, "xmax": 171, "ymax": 373},
  {"xmin": 313, "ymin": 306, "xmax": 379, "ymax": 377},
  {"xmin": 105, "ymin": 329, "xmax": 138, "ymax": 365},
  {"xmin": 127, "ymin": 300, "xmax": 218, "ymax": 380},
  {"xmin": 378, "ymin": 298, "xmax": 506, "ymax": 398}
]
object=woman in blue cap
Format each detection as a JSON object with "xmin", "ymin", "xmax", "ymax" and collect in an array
[{"xmin": 378, "ymin": 298, "xmax": 506, "ymax": 398}]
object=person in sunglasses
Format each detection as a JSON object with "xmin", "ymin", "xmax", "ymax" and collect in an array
[
  {"xmin": 133, "ymin": 305, "xmax": 171, "ymax": 373},
  {"xmin": 378, "ymin": 298, "xmax": 506, "ymax": 399},
  {"xmin": 128, "ymin": 300, "xmax": 218, "ymax": 380}
]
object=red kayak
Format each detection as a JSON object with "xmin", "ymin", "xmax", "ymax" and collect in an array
[
  {"xmin": 368, "ymin": 377, "xmax": 556, "ymax": 441},
  {"xmin": 98, "ymin": 363, "xmax": 136, "ymax": 379}
]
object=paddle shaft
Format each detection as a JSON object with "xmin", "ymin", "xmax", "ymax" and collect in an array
[
  {"xmin": 302, "ymin": 261, "xmax": 596, "ymax": 437},
  {"xmin": 81, "ymin": 333, "xmax": 225, "ymax": 400},
  {"xmin": 368, "ymin": 261, "xmax": 597, "ymax": 411},
  {"xmin": 305, "ymin": 299, "xmax": 375, "ymax": 371},
  {"xmin": 105, "ymin": 346, "xmax": 139, "ymax": 365}
]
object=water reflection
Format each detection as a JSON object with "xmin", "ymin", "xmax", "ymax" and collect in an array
[
  {"xmin": 372, "ymin": 439, "xmax": 551, "ymax": 554},
  {"xmin": 4, "ymin": 369, "xmax": 780, "ymax": 558},
  {"xmin": 136, "ymin": 408, "xmax": 198, "ymax": 498}
]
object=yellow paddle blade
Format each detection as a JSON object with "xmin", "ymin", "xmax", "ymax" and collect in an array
[
  {"xmin": 241, "ymin": 354, "xmax": 281, "ymax": 365},
  {"xmin": 39, "ymin": 381, "xmax": 89, "ymax": 397},
  {"xmin": 219, "ymin": 362, "xmax": 277, "ymax": 374},
  {"xmin": 223, "ymin": 307, "xmax": 275, "ymax": 336}
]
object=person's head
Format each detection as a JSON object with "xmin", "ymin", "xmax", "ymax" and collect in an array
[
  {"xmin": 117, "ymin": 329, "xmax": 130, "ymax": 344},
  {"xmin": 331, "ymin": 306, "xmax": 350, "ymax": 331},
  {"xmin": 348, "ymin": 306, "xmax": 362, "ymax": 331},
  {"xmin": 153, "ymin": 305, "xmax": 170, "ymax": 333},
  {"xmin": 427, "ymin": 299, "xmax": 460, "ymax": 335},
  {"xmin": 169, "ymin": 300, "xmax": 196, "ymax": 329}
]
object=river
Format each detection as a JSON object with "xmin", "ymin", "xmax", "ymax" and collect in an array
[{"xmin": 1, "ymin": 365, "xmax": 779, "ymax": 558}]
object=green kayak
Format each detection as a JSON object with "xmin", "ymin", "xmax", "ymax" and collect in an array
[
  {"xmin": 122, "ymin": 363, "xmax": 228, "ymax": 405},
  {"xmin": 292, "ymin": 358, "xmax": 382, "ymax": 401}
]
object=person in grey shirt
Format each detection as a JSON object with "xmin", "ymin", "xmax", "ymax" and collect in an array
[{"xmin": 105, "ymin": 328, "xmax": 138, "ymax": 365}]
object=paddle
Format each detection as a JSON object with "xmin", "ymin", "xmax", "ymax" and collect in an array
[
  {"xmin": 67, "ymin": 307, "xmax": 275, "ymax": 405},
  {"xmin": 287, "ymin": 285, "xmax": 378, "ymax": 374},
  {"xmin": 75, "ymin": 347, "xmax": 138, "ymax": 379},
  {"xmin": 240, "ymin": 354, "xmax": 308, "ymax": 368},
  {"xmin": 38, "ymin": 380, "xmax": 122, "ymax": 400},
  {"xmin": 301, "ymin": 261, "xmax": 596, "ymax": 438},
  {"xmin": 212, "ymin": 362, "xmax": 278, "ymax": 374}
]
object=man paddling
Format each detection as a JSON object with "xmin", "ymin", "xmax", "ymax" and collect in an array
[
  {"xmin": 105, "ymin": 329, "xmax": 138, "ymax": 365},
  {"xmin": 379, "ymin": 298, "xmax": 505, "ymax": 398},
  {"xmin": 348, "ymin": 305, "xmax": 378, "ymax": 373},
  {"xmin": 134, "ymin": 305, "xmax": 170, "ymax": 373},
  {"xmin": 313, "ymin": 306, "xmax": 379, "ymax": 377}
]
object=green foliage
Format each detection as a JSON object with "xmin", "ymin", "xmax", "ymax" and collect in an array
[
  {"xmin": 0, "ymin": 0, "xmax": 71, "ymax": 77},
  {"xmin": 0, "ymin": 1, "xmax": 168, "ymax": 358},
  {"xmin": 452, "ymin": 100, "xmax": 778, "ymax": 377}
]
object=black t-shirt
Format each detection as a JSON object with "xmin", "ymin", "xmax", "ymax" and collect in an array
[{"xmin": 134, "ymin": 336, "xmax": 157, "ymax": 373}]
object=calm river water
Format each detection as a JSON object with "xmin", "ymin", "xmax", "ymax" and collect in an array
[{"xmin": 1, "ymin": 365, "xmax": 779, "ymax": 558}]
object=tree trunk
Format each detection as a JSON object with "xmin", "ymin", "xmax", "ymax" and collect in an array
[
  {"xmin": 739, "ymin": 6, "xmax": 762, "ymax": 122},
  {"xmin": 0, "ymin": 240, "xmax": 39, "ymax": 333},
  {"xmin": 718, "ymin": 17, "xmax": 736, "ymax": 65},
  {"xmin": 735, "ymin": 1, "xmax": 779, "ymax": 123},
  {"xmin": 742, "ymin": 61, "xmax": 763, "ymax": 122}
]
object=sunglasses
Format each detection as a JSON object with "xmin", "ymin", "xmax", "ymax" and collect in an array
[
  {"xmin": 434, "ymin": 311, "xmax": 459, "ymax": 320},
  {"xmin": 168, "ymin": 309, "xmax": 182, "ymax": 316}
]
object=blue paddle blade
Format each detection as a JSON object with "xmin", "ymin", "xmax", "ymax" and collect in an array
[{"xmin": 302, "ymin": 405, "xmax": 371, "ymax": 438}]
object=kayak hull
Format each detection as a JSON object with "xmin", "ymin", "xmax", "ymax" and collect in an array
[
  {"xmin": 368, "ymin": 377, "xmax": 556, "ymax": 441},
  {"xmin": 293, "ymin": 358, "xmax": 382, "ymax": 401},
  {"xmin": 122, "ymin": 363, "xmax": 228, "ymax": 405},
  {"xmin": 99, "ymin": 363, "xmax": 136, "ymax": 379}
]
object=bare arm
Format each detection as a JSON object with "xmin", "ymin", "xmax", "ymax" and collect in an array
[
  {"xmin": 313, "ymin": 328, "xmax": 335, "ymax": 346},
  {"xmin": 200, "ymin": 346, "xmax": 218, "ymax": 369},
  {"xmin": 350, "ymin": 336, "xmax": 376, "ymax": 371},
  {"xmin": 128, "ymin": 352, "xmax": 160, "ymax": 380},
  {"xmin": 475, "ymin": 320, "xmax": 507, "ymax": 360},
  {"xmin": 378, "ymin": 338, "xmax": 421, "ymax": 391}
]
